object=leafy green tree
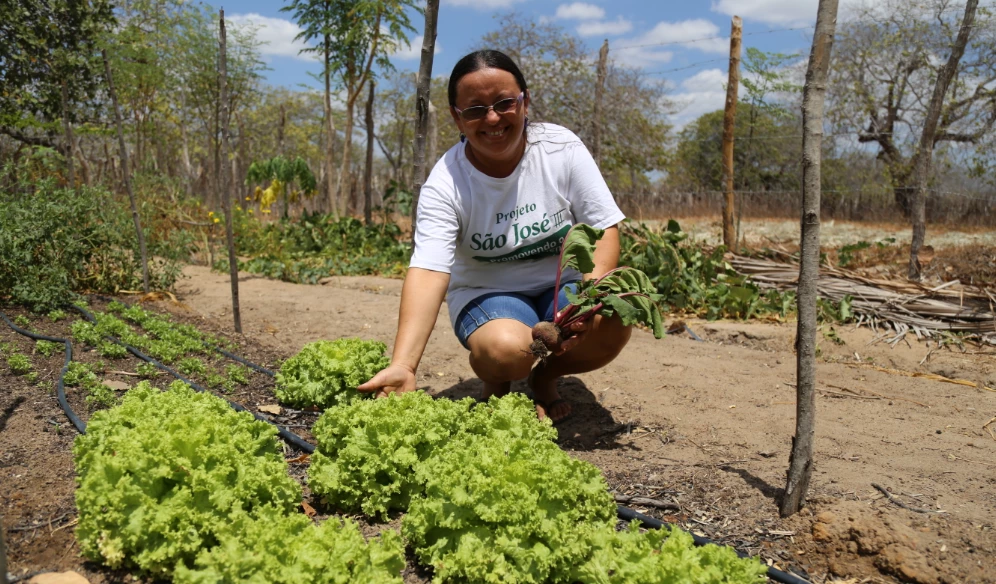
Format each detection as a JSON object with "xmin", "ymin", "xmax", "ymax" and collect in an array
[
  {"xmin": 283, "ymin": 0, "xmax": 420, "ymax": 216},
  {"xmin": 0, "ymin": 0, "xmax": 114, "ymax": 148},
  {"xmin": 246, "ymin": 156, "xmax": 318, "ymax": 219},
  {"xmin": 670, "ymin": 105, "xmax": 801, "ymax": 195}
]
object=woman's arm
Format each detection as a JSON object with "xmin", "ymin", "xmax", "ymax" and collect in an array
[
  {"xmin": 588, "ymin": 224, "xmax": 621, "ymax": 280},
  {"xmin": 357, "ymin": 267, "xmax": 450, "ymax": 397}
]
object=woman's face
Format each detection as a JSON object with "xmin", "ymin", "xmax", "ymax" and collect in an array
[{"xmin": 450, "ymin": 67, "xmax": 529, "ymax": 176}]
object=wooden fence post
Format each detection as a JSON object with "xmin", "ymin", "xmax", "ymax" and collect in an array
[
  {"xmin": 721, "ymin": 16, "xmax": 742, "ymax": 250},
  {"xmin": 218, "ymin": 9, "xmax": 242, "ymax": 333}
]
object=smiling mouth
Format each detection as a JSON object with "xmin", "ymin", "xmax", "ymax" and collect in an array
[{"xmin": 483, "ymin": 127, "xmax": 507, "ymax": 137}]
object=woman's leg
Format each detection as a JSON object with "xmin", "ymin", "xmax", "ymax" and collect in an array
[
  {"xmin": 456, "ymin": 292, "xmax": 540, "ymax": 400},
  {"xmin": 528, "ymin": 313, "xmax": 632, "ymax": 420},
  {"xmin": 465, "ymin": 319, "xmax": 536, "ymax": 399}
]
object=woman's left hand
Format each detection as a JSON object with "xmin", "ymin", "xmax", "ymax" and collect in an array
[{"xmin": 553, "ymin": 318, "xmax": 591, "ymax": 355}]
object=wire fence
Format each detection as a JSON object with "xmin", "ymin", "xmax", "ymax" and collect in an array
[{"xmin": 615, "ymin": 188, "xmax": 996, "ymax": 227}]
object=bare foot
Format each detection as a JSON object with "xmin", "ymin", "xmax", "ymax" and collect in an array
[
  {"xmin": 481, "ymin": 380, "xmax": 511, "ymax": 401},
  {"xmin": 528, "ymin": 364, "xmax": 571, "ymax": 422}
]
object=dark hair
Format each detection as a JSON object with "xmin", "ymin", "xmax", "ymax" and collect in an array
[{"xmin": 448, "ymin": 50, "xmax": 528, "ymax": 107}]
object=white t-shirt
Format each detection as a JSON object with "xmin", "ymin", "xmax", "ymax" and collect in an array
[{"xmin": 410, "ymin": 123, "xmax": 626, "ymax": 330}]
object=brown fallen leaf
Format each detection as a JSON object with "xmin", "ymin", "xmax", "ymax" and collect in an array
[
  {"xmin": 301, "ymin": 500, "xmax": 317, "ymax": 517},
  {"xmin": 29, "ymin": 572, "xmax": 91, "ymax": 584},
  {"xmin": 102, "ymin": 380, "xmax": 131, "ymax": 391},
  {"xmin": 286, "ymin": 453, "xmax": 311, "ymax": 464},
  {"xmin": 258, "ymin": 404, "xmax": 282, "ymax": 415}
]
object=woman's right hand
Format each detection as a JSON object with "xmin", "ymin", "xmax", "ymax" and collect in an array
[{"xmin": 356, "ymin": 363, "xmax": 417, "ymax": 398}]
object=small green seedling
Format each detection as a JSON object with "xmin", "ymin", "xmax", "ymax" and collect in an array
[
  {"xmin": 35, "ymin": 340, "xmax": 60, "ymax": 358},
  {"xmin": 7, "ymin": 353, "xmax": 32, "ymax": 375}
]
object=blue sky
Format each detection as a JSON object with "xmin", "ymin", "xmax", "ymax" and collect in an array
[{"xmin": 218, "ymin": 0, "xmax": 839, "ymax": 126}]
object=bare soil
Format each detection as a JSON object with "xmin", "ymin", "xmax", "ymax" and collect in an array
[{"xmin": 3, "ymin": 261, "xmax": 996, "ymax": 584}]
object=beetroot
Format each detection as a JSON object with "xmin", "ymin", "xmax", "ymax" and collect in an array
[
  {"xmin": 528, "ymin": 224, "xmax": 664, "ymax": 361},
  {"xmin": 530, "ymin": 321, "xmax": 564, "ymax": 359}
]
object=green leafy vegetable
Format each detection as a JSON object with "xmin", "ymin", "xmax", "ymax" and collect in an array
[
  {"xmin": 73, "ymin": 382, "xmax": 302, "ymax": 576},
  {"xmin": 275, "ymin": 339, "xmax": 389, "ymax": 409},
  {"xmin": 7, "ymin": 352, "xmax": 32, "ymax": 375},
  {"xmin": 35, "ymin": 339, "xmax": 60, "ymax": 358},
  {"xmin": 402, "ymin": 395, "xmax": 614, "ymax": 584},
  {"xmin": 173, "ymin": 507, "xmax": 404, "ymax": 584},
  {"xmin": 309, "ymin": 391, "xmax": 476, "ymax": 518},
  {"xmin": 571, "ymin": 522, "xmax": 767, "ymax": 583}
]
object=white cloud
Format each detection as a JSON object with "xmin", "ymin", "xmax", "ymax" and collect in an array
[
  {"xmin": 227, "ymin": 13, "xmax": 313, "ymax": 60},
  {"xmin": 636, "ymin": 19, "xmax": 729, "ymax": 54},
  {"xmin": 710, "ymin": 0, "xmax": 861, "ymax": 26},
  {"xmin": 612, "ymin": 18, "xmax": 724, "ymax": 68},
  {"xmin": 555, "ymin": 2, "xmax": 605, "ymax": 20},
  {"xmin": 392, "ymin": 36, "xmax": 443, "ymax": 60},
  {"xmin": 611, "ymin": 48, "xmax": 674, "ymax": 70},
  {"xmin": 669, "ymin": 68, "xmax": 729, "ymax": 127},
  {"xmin": 577, "ymin": 16, "xmax": 633, "ymax": 37},
  {"xmin": 441, "ymin": 0, "xmax": 527, "ymax": 9}
]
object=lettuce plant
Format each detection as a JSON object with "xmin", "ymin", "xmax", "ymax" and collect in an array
[
  {"xmin": 571, "ymin": 522, "xmax": 767, "ymax": 584},
  {"xmin": 402, "ymin": 395, "xmax": 615, "ymax": 584},
  {"xmin": 173, "ymin": 507, "xmax": 404, "ymax": 584},
  {"xmin": 309, "ymin": 391, "xmax": 475, "ymax": 518},
  {"xmin": 275, "ymin": 339, "xmax": 389, "ymax": 408},
  {"xmin": 73, "ymin": 382, "xmax": 302, "ymax": 576}
]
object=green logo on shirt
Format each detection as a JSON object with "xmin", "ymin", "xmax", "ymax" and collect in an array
[{"xmin": 472, "ymin": 224, "xmax": 570, "ymax": 263}]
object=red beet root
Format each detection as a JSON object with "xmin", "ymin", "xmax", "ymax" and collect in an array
[{"xmin": 530, "ymin": 321, "xmax": 563, "ymax": 359}]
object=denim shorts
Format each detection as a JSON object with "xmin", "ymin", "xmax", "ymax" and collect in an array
[{"xmin": 454, "ymin": 281, "xmax": 580, "ymax": 349}]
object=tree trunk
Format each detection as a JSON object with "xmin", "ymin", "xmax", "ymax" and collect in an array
[
  {"xmin": 102, "ymin": 49, "xmax": 150, "ymax": 293},
  {"xmin": 593, "ymin": 39, "xmax": 609, "ymax": 167},
  {"xmin": 427, "ymin": 100, "xmax": 438, "ymax": 168},
  {"xmin": 218, "ymin": 9, "xmax": 242, "ymax": 333},
  {"xmin": 364, "ymin": 80, "xmax": 375, "ymax": 225},
  {"xmin": 339, "ymin": 99, "xmax": 356, "ymax": 217},
  {"xmin": 721, "ymin": 16, "xmax": 742, "ymax": 250},
  {"xmin": 781, "ymin": 0, "xmax": 839, "ymax": 518},
  {"xmin": 60, "ymin": 79, "xmax": 75, "ymax": 187},
  {"xmin": 908, "ymin": 0, "xmax": 978, "ymax": 280},
  {"xmin": 411, "ymin": 0, "xmax": 440, "ymax": 241},
  {"xmin": 324, "ymin": 36, "xmax": 338, "ymax": 218}
]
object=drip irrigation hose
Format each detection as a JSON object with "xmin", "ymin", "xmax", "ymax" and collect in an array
[
  {"xmin": 616, "ymin": 506, "xmax": 811, "ymax": 584},
  {"xmin": 70, "ymin": 305, "xmax": 314, "ymax": 453},
  {"xmin": 0, "ymin": 311, "xmax": 86, "ymax": 434}
]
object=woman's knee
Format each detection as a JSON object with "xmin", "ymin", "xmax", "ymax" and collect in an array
[
  {"xmin": 591, "ymin": 314, "xmax": 632, "ymax": 355},
  {"xmin": 467, "ymin": 321, "xmax": 534, "ymax": 380}
]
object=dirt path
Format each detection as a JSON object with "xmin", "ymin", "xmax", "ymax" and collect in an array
[{"xmin": 168, "ymin": 264, "xmax": 996, "ymax": 583}]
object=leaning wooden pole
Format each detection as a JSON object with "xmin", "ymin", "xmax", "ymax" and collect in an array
[
  {"xmin": 102, "ymin": 49, "xmax": 150, "ymax": 294},
  {"xmin": 781, "ymin": 0, "xmax": 839, "ymax": 518},
  {"xmin": 908, "ymin": 0, "xmax": 978, "ymax": 281},
  {"xmin": 218, "ymin": 9, "xmax": 242, "ymax": 333},
  {"xmin": 720, "ymin": 16, "xmax": 742, "ymax": 251},
  {"xmin": 410, "ymin": 0, "xmax": 439, "ymax": 243},
  {"xmin": 592, "ymin": 39, "xmax": 609, "ymax": 168},
  {"xmin": 364, "ymin": 79, "xmax": 375, "ymax": 225}
]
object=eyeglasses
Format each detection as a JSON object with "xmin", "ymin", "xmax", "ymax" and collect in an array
[{"xmin": 453, "ymin": 93, "xmax": 524, "ymax": 121}]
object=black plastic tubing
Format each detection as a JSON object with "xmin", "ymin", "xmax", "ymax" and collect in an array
[
  {"xmin": 64, "ymin": 305, "xmax": 314, "ymax": 453},
  {"xmin": 0, "ymin": 311, "xmax": 86, "ymax": 434}
]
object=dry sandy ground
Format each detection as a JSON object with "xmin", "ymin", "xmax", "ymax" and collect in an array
[{"xmin": 166, "ymin": 264, "xmax": 996, "ymax": 583}]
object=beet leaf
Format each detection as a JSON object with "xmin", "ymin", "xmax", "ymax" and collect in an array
[{"xmin": 553, "ymin": 224, "xmax": 665, "ymax": 339}]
